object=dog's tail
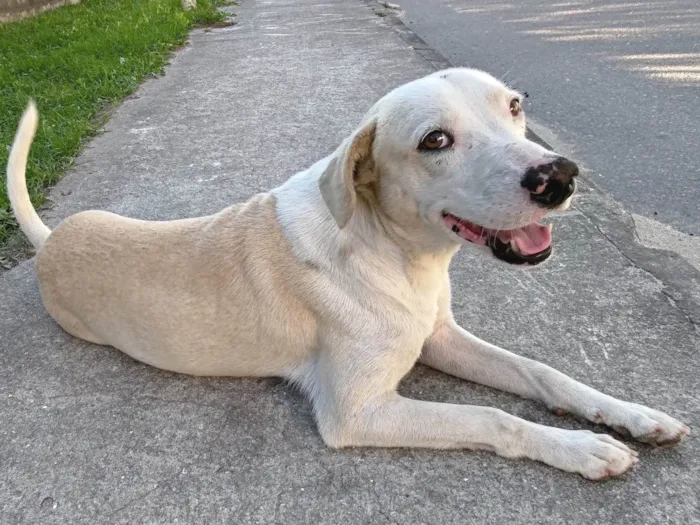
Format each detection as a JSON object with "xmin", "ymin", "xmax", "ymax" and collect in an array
[{"xmin": 6, "ymin": 101, "xmax": 51, "ymax": 250}]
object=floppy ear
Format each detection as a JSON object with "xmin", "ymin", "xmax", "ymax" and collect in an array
[{"xmin": 318, "ymin": 120, "xmax": 376, "ymax": 229}]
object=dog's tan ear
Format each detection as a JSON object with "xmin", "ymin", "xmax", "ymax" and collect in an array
[{"xmin": 318, "ymin": 120, "xmax": 376, "ymax": 229}]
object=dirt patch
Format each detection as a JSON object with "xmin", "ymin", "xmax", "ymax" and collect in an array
[
  {"xmin": 0, "ymin": 232, "xmax": 34, "ymax": 271},
  {"xmin": 202, "ymin": 19, "xmax": 235, "ymax": 28}
]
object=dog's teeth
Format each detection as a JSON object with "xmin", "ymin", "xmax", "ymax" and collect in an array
[{"xmin": 547, "ymin": 224, "xmax": 553, "ymax": 233}]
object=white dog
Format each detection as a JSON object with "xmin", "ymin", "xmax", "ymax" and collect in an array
[{"xmin": 7, "ymin": 68, "xmax": 689, "ymax": 480}]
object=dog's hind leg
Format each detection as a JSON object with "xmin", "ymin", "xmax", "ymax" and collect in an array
[
  {"xmin": 40, "ymin": 295, "xmax": 106, "ymax": 345},
  {"xmin": 52, "ymin": 308, "xmax": 106, "ymax": 345}
]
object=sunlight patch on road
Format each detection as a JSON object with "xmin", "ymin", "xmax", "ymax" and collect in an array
[{"xmin": 608, "ymin": 53, "xmax": 700, "ymax": 85}]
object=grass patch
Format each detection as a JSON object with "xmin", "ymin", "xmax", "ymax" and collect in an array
[{"xmin": 0, "ymin": 0, "xmax": 230, "ymax": 244}]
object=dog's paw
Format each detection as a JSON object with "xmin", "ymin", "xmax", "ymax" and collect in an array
[
  {"xmin": 549, "ymin": 430, "xmax": 638, "ymax": 481},
  {"xmin": 598, "ymin": 402, "xmax": 690, "ymax": 447}
]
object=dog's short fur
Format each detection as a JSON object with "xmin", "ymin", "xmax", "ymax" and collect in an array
[{"xmin": 8, "ymin": 68, "xmax": 688, "ymax": 479}]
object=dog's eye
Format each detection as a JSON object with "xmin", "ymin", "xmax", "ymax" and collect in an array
[
  {"xmin": 509, "ymin": 98, "xmax": 522, "ymax": 117},
  {"xmin": 420, "ymin": 130, "xmax": 453, "ymax": 151}
]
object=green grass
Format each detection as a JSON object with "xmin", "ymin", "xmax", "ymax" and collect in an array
[{"xmin": 0, "ymin": 0, "xmax": 229, "ymax": 244}]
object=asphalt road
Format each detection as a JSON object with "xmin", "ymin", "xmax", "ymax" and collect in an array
[{"xmin": 394, "ymin": 0, "xmax": 700, "ymax": 236}]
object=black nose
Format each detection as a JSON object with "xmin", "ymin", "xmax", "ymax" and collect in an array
[{"xmin": 521, "ymin": 156, "xmax": 579, "ymax": 208}]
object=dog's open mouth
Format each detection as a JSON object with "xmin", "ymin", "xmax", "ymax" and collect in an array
[{"xmin": 442, "ymin": 212, "xmax": 553, "ymax": 265}]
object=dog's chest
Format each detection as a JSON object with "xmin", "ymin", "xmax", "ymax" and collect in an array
[
  {"xmin": 406, "ymin": 254, "xmax": 450, "ymax": 317},
  {"xmin": 371, "ymin": 263, "xmax": 446, "ymax": 342}
]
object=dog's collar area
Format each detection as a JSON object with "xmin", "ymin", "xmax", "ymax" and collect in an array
[{"xmin": 441, "ymin": 211, "xmax": 553, "ymax": 265}]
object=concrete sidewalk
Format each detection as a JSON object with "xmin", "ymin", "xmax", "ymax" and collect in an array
[{"xmin": 1, "ymin": 1, "xmax": 698, "ymax": 523}]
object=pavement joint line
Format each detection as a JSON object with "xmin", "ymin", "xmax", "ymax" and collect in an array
[{"xmin": 105, "ymin": 482, "xmax": 166, "ymax": 519}]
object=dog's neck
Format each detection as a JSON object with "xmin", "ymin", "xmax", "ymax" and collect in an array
[
  {"xmin": 274, "ymin": 166, "xmax": 457, "ymax": 290},
  {"xmin": 351, "ymin": 190, "xmax": 459, "ymax": 277},
  {"xmin": 355, "ymin": 178, "xmax": 458, "ymax": 258}
]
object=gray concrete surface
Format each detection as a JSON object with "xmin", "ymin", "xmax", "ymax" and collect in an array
[
  {"xmin": 1, "ymin": 1, "xmax": 699, "ymax": 524},
  {"xmin": 394, "ymin": 0, "xmax": 700, "ymax": 241}
]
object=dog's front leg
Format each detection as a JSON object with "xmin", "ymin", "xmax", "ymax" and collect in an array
[
  {"xmin": 420, "ymin": 321, "xmax": 690, "ymax": 446},
  {"xmin": 311, "ymin": 334, "xmax": 636, "ymax": 480}
]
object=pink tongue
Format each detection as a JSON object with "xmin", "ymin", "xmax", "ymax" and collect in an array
[{"xmin": 509, "ymin": 223, "xmax": 552, "ymax": 255}]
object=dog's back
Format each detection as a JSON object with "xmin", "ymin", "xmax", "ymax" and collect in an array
[{"xmin": 38, "ymin": 196, "xmax": 318, "ymax": 375}]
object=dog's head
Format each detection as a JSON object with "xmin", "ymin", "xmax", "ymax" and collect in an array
[{"xmin": 319, "ymin": 68, "xmax": 578, "ymax": 265}]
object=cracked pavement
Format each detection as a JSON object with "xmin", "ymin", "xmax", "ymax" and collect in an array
[{"xmin": 1, "ymin": 1, "xmax": 699, "ymax": 523}]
